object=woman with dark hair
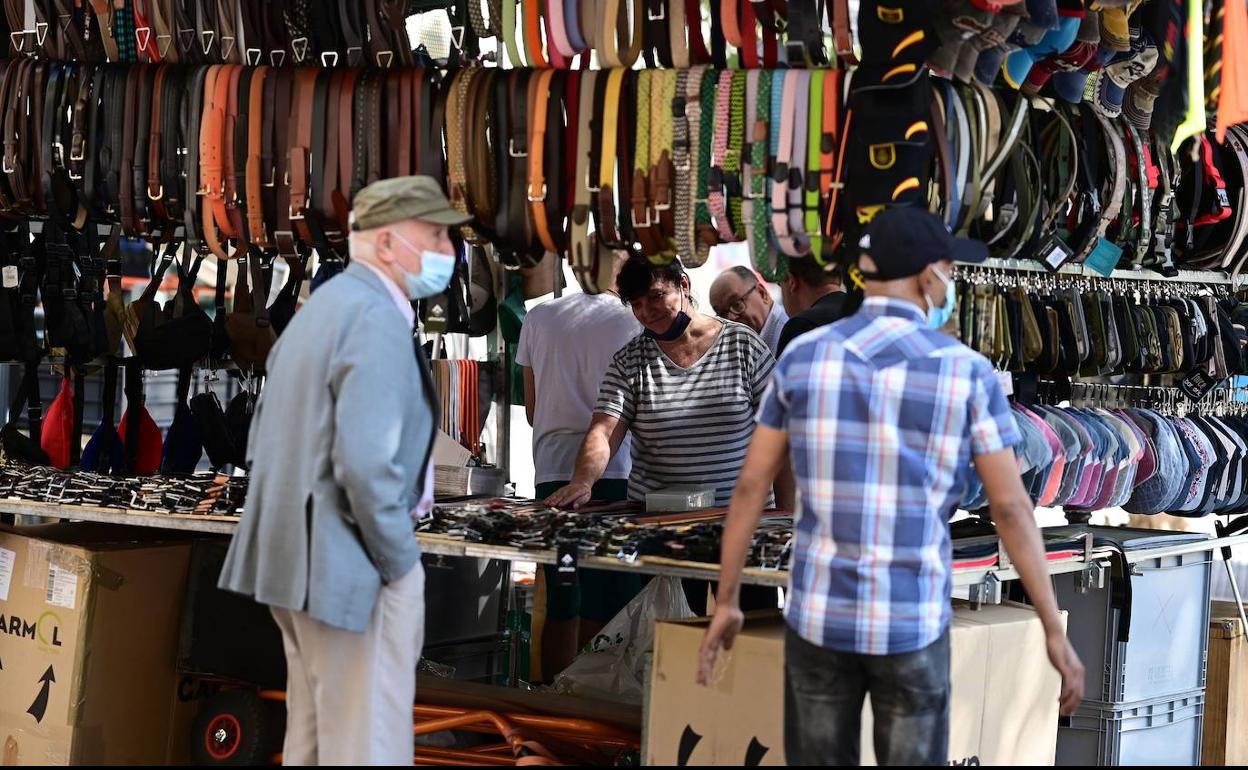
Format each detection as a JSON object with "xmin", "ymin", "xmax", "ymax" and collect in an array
[{"xmin": 544, "ymin": 258, "xmax": 794, "ymax": 513}]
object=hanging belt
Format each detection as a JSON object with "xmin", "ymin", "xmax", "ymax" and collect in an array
[
  {"xmin": 647, "ymin": 68, "xmax": 677, "ymax": 260},
  {"xmin": 528, "ymin": 67, "xmax": 557, "ymax": 254},
  {"xmin": 1076, "ymin": 108, "xmax": 1127, "ymax": 265},
  {"xmin": 590, "ymin": 67, "xmax": 627, "ymax": 282},
  {"xmin": 771, "ymin": 70, "xmax": 801, "ymax": 257},
  {"xmin": 600, "ymin": 0, "xmax": 643, "ymax": 67},
  {"xmin": 688, "ymin": 66, "xmax": 719, "ymax": 266},
  {"xmin": 244, "ymin": 64, "xmax": 270, "ymax": 250},
  {"xmin": 183, "ymin": 63, "xmax": 209, "ymax": 254},
  {"xmin": 810, "ymin": 69, "xmax": 841, "ymax": 264},
  {"xmin": 801, "ymin": 67, "xmax": 825, "ymax": 258},
  {"xmin": 673, "ymin": 65, "xmax": 702, "ymax": 266},
  {"xmin": 746, "ymin": 69, "xmax": 784, "ymax": 280},
  {"xmin": 641, "ymin": 0, "xmax": 672, "ymax": 67},
  {"xmin": 786, "ymin": 0, "xmax": 827, "ymax": 65},
  {"xmin": 830, "ymin": 0, "xmax": 857, "ymax": 65},
  {"xmin": 569, "ymin": 69, "xmax": 599, "ymax": 292},
  {"xmin": 708, "ymin": 69, "xmax": 735, "ymax": 242},
  {"xmin": 631, "ymin": 70, "xmax": 660, "ymax": 256},
  {"xmin": 721, "ymin": 0, "xmax": 741, "ymax": 47},
  {"xmin": 725, "ymin": 69, "xmax": 746, "ymax": 240},
  {"xmin": 786, "ymin": 70, "xmax": 811, "ymax": 256}
]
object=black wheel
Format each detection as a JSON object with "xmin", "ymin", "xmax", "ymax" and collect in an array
[{"xmin": 190, "ymin": 689, "xmax": 284, "ymax": 765}]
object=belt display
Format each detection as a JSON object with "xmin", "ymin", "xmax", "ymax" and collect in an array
[{"xmin": 0, "ymin": 460, "xmax": 247, "ymax": 514}]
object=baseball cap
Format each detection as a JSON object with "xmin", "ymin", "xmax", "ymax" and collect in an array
[
  {"xmin": 1003, "ymin": 15, "xmax": 1081, "ymax": 88},
  {"xmin": 855, "ymin": 206, "xmax": 989, "ymax": 280},
  {"xmin": 350, "ymin": 175, "xmax": 472, "ymax": 230}
]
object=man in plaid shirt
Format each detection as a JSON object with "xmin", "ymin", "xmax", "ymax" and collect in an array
[{"xmin": 698, "ymin": 208, "xmax": 1084, "ymax": 765}]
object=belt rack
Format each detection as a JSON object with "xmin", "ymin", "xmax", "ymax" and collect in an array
[{"xmin": 960, "ymin": 257, "xmax": 1238, "ymax": 286}]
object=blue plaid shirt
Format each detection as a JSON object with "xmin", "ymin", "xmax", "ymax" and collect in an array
[{"xmin": 758, "ymin": 297, "xmax": 1020, "ymax": 655}]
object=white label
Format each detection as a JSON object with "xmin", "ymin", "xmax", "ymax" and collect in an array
[
  {"xmin": 997, "ymin": 371, "xmax": 1015, "ymax": 397},
  {"xmin": 0, "ymin": 547, "xmax": 14, "ymax": 602},
  {"xmin": 2, "ymin": 265, "xmax": 18, "ymax": 288},
  {"xmin": 45, "ymin": 564, "xmax": 78, "ymax": 609}
]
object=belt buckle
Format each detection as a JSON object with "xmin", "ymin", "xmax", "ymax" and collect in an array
[
  {"xmin": 376, "ymin": 51, "xmax": 395, "ymax": 69},
  {"xmin": 646, "ymin": 5, "xmax": 666, "ymax": 20},
  {"xmin": 270, "ymin": 49, "xmax": 287, "ymax": 67},
  {"xmin": 245, "ymin": 47, "xmax": 263, "ymax": 66},
  {"xmin": 526, "ymin": 183, "xmax": 547, "ymax": 203},
  {"xmin": 507, "ymin": 139, "xmax": 528, "ymax": 158},
  {"xmin": 321, "ymin": 51, "xmax": 340, "ymax": 67},
  {"xmin": 200, "ymin": 29, "xmax": 215, "ymax": 56}
]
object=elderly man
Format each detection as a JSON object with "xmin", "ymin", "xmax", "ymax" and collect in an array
[
  {"xmin": 709, "ymin": 265, "xmax": 789, "ymax": 355},
  {"xmin": 218, "ymin": 176, "xmax": 468, "ymax": 765}
]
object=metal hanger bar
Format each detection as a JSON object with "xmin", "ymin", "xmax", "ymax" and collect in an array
[{"xmin": 959, "ymin": 257, "xmax": 1235, "ymax": 285}]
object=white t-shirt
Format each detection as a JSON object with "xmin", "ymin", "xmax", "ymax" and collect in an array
[
  {"xmin": 516, "ymin": 292, "xmax": 641, "ymax": 484},
  {"xmin": 759, "ymin": 300, "xmax": 789, "ymax": 356}
]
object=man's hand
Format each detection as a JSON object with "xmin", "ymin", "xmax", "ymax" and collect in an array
[
  {"xmin": 697, "ymin": 604, "xmax": 745, "ymax": 686},
  {"xmin": 543, "ymin": 481, "xmax": 593, "ymax": 509},
  {"xmin": 1046, "ymin": 630, "xmax": 1085, "ymax": 716}
]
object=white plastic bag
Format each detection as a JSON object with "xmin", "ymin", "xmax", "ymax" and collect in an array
[{"xmin": 552, "ymin": 575, "xmax": 694, "ymax": 704}]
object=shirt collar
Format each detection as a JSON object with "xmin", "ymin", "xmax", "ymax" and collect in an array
[
  {"xmin": 861, "ymin": 296, "xmax": 927, "ymax": 324},
  {"xmin": 361, "ymin": 261, "xmax": 416, "ymax": 328}
]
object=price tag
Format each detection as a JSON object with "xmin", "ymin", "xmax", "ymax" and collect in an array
[
  {"xmin": 556, "ymin": 540, "xmax": 578, "ymax": 587},
  {"xmin": 1178, "ymin": 369, "xmax": 1219, "ymax": 402},
  {"xmin": 1038, "ymin": 232, "xmax": 1073, "ymax": 273},
  {"xmin": 996, "ymin": 371, "xmax": 1015, "ymax": 397},
  {"xmin": 2, "ymin": 266, "xmax": 18, "ymax": 288},
  {"xmin": 1084, "ymin": 237, "xmax": 1123, "ymax": 277}
]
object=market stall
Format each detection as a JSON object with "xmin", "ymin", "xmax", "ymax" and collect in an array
[{"xmin": 0, "ymin": 0, "xmax": 1243, "ymax": 766}]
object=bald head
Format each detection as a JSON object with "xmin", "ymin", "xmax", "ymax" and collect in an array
[{"xmin": 710, "ymin": 266, "xmax": 772, "ymax": 332}]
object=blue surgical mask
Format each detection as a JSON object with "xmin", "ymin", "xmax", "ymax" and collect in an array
[
  {"xmin": 924, "ymin": 265, "xmax": 956, "ymax": 330},
  {"xmin": 643, "ymin": 292, "xmax": 693, "ymax": 341},
  {"xmin": 392, "ymin": 232, "xmax": 456, "ymax": 300}
]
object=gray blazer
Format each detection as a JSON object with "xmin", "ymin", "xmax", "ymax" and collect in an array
[{"xmin": 218, "ymin": 263, "xmax": 436, "ymax": 632}]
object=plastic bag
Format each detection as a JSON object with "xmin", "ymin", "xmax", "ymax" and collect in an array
[{"xmin": 552, "ymin": 576, "xmax": 694, "ymax": 704}]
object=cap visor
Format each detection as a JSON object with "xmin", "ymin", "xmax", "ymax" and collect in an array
[
  {"xmin": 951, "ymin": 237, "xmax": 989, "ymax": 264},
  {"xmin": 420, "ymin": 208, "xmax": 474, "ymax": 226}
]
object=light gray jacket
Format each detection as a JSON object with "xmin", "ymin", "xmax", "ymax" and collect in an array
[{"xmin": 218, "ymin": 263, "xmax": 436, "ymax": 632}]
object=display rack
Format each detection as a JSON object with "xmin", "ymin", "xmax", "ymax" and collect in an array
[{"xmin": 8, "ymin": 497, "xmax": 1234, "ymax": 598}]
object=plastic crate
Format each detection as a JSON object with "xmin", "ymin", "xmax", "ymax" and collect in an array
[
  {"xmin": 1056, "ymin": 689, "xmax": 1205, "ymax": 766},
  {"xmin": 1053, "ymin": 527, "xmax": 1212, "ymax": 703}
]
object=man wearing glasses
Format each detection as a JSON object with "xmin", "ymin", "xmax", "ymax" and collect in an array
[{"xmin": 709, "ymin": 265, "xmax": 789, "ymax": 356}]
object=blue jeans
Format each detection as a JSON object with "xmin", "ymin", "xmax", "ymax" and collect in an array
[{"xmin": 784, "ymin": 627, "xmax": 950, "ymax": 766}]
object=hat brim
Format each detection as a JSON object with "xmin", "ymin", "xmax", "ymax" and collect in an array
[
  {"xmin": 418, "ymin": 207, "xmax": 474, "ymax": 226},
  {"xmin": 951, "ymin": 236, "xmax": 989, "ymax": 264}
]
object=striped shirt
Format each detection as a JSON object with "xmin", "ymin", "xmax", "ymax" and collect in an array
[
  {"xmin": 758, "ymin": 297, "xmax": 1020, "ymax": 655},
  {"xmin": 595, "ymin": 322, "xmax": 776, "ymax": 505}
]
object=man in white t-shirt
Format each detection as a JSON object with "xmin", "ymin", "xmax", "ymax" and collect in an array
[{"xmin": 516, "ymin": 249, "xmax": 641, "ymax": 678}]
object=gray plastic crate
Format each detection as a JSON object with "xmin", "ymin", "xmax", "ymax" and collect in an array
[
  {"xmin": 1056, "ymin": 689, "xmax": 1204, "ymax": 766},
  {"xmin": 1053, "ymin": 527, "xmax": 1212, "ymax": 703}
]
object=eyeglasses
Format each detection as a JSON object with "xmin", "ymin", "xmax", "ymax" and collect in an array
[{"xmin": 717, "ymin": 291, "xmax": 752, "ymax": 319}]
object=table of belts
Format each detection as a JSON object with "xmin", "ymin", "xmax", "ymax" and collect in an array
[{"xmin": 5, "ymin": 497, "xmax": 1243, "ymax": 594}]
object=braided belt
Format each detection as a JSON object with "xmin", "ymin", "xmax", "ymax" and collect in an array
[{"xmin": 707, "ymin": 69, "xmax": 735, "ymax": 242}]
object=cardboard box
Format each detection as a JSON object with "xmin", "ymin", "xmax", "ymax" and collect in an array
[
  {"xmin": 1203, "ymin": 600, "xmax": 1248, "ymax": 766},
  {"xmin": 0, "ymin": 524, "xmax": 192, "ymax": 765},
  {"xmin": 646, "ymin": 603, "xmax": 1064, "ymax": 766}
]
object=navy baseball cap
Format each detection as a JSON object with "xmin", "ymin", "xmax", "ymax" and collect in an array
[{"xmin": 856, "ymin": 207, "xmax": 989, "ymax": 280}]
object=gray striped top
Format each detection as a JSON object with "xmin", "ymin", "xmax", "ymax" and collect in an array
[{"xmin": 595, "ymin": 322, "xmax": 777, "ymax": 505}]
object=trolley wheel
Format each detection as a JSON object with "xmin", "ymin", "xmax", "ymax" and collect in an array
[{"xmin": 190, "ymin": 689, "xmax": 284, "ymax": 765}]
